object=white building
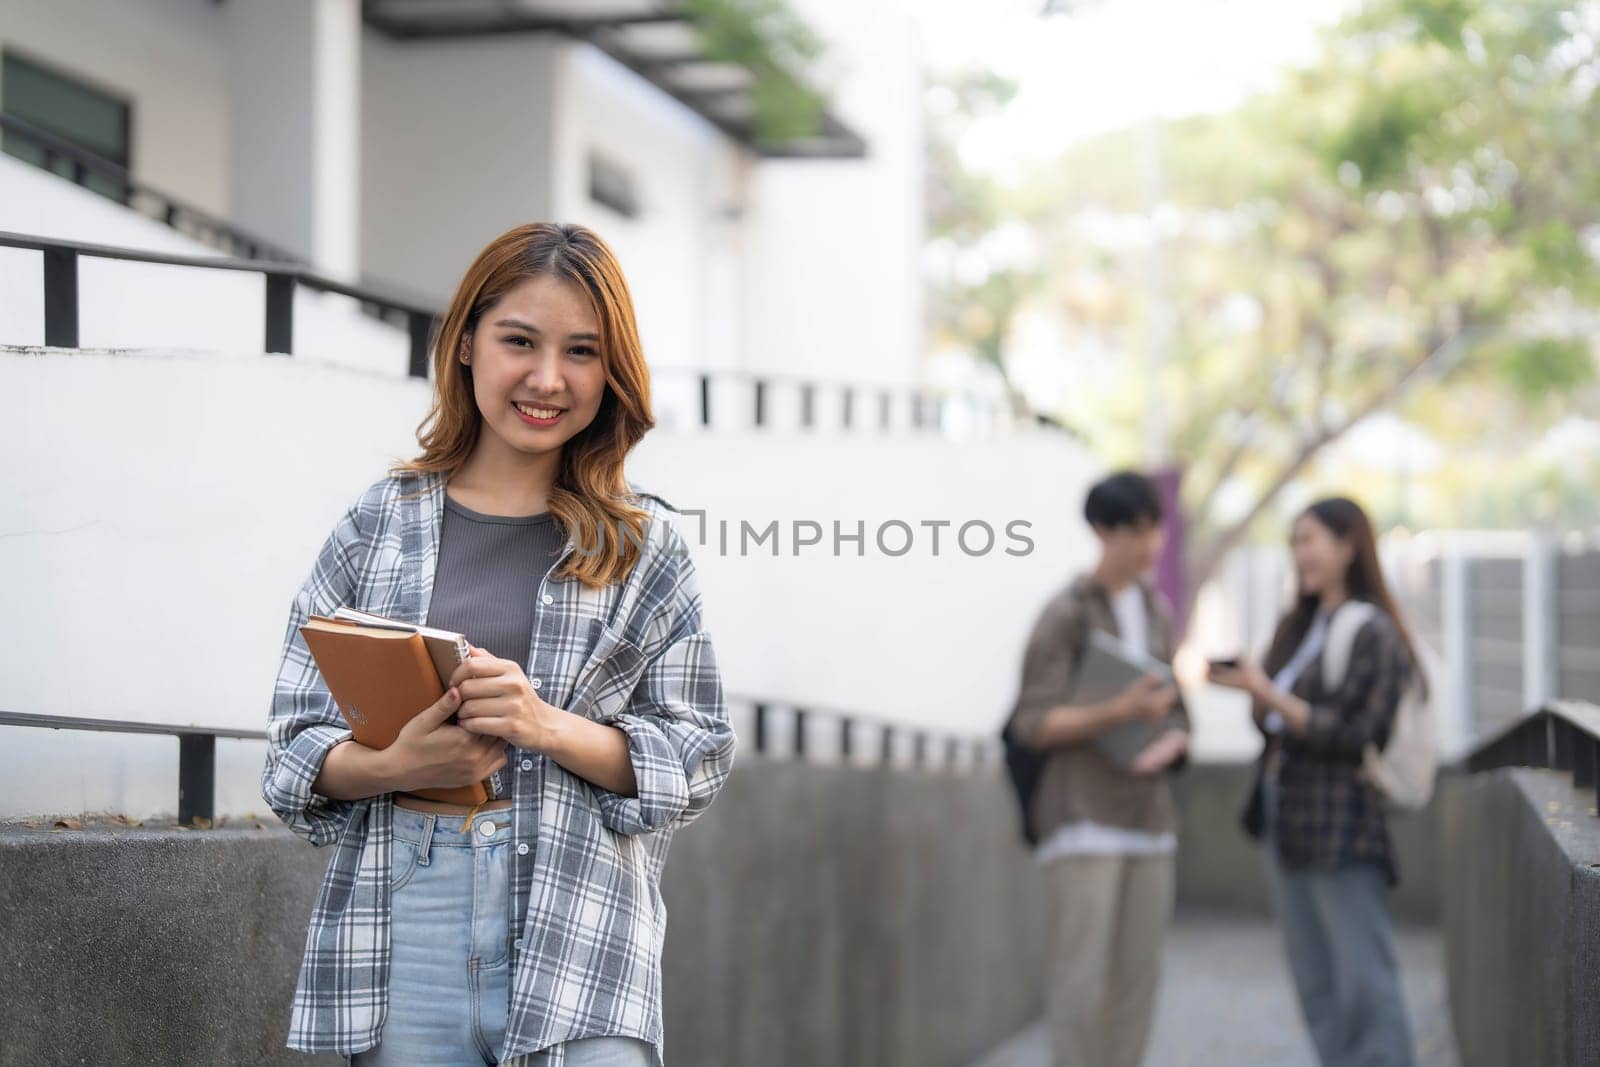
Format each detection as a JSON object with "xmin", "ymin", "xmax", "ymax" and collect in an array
[
  {"xmin": 0, "ymin": 0, "xmax": 1100, "ymax": 821},
  {"xmin": 1, "ymin": 0, "xmax": 927, "ymax": 388}
]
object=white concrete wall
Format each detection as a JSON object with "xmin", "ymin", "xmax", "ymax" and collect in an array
[
  {"xmin": 0, "ymin": 0, "xmax": 231, "ymax": 218},
  {"xmin": 359, "ymin": 29, "xmax": 561, "ymax": 303},
  {"xmin": 0, "ymin": 346, "xmax": 1098, "ymax": 821},
  {"xmin": 739, "ymin": 0, "xmax": 927, "ymax": 389},
  {"xmin": 0, "ymin": 150, "xmax": 225, "ymax": 262},
  {"xmin": 548, "ymin": 44, "xmax": 747, "ymax": 375},
  {"xmin": 226, "ymin": 0, "xmax": 362, "ymax": 277}
]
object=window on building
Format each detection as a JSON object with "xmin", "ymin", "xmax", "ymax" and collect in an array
[
  {"xmin": 2, "ymin": 49, "xmax": 132, "ymax": 203},
  {"xmin": 588, "ymin": 151, "xmax": 639, "ymax": 219}
]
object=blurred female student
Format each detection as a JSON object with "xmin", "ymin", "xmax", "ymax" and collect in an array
[{"xmin": 1209, "ymin": 497, "xmax": 1420, "ymax": 1067}]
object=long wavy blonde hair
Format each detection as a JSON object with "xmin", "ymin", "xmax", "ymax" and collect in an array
[{"xmin": 390, "ymin": 222, "xmax": 656, "ymax": 588}]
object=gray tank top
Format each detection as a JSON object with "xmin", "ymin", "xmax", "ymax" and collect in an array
[{"xmin": 425, "ymin": 492, "xmax": 568, "ymax": 800}]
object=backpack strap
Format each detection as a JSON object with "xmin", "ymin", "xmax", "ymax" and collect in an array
[{"xmin": 1321, "ymin": 599, "xmax": 1378, "ymax": 691}]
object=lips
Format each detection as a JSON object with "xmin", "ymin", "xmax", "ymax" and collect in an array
[{"xmin": 512, "ymin": 398, "xmax": 569, "ymax": 422}]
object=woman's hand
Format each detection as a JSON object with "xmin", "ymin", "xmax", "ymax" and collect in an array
[
  {"xmin": 451, "ymin": 645, "xmax": 640, "ymax": 796},
  {"xmin": 316, "ymin": 685, "xmax": 507, "ymax": 800},
  {"xmin": 1208, "ymin": 660, "xmax": 1270, "ymax": 701},
  {"xmin": 1210, "ymin": 660, "xmax": 1312, "ymax": 735},
  {"xmin": 385, "ymin": 684, "xmax": 508, "ymax": 792},
  {"xmin": 451, "ymin": 646, "xmax": 559, "ymax": 751}
]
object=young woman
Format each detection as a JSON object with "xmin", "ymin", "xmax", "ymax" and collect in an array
[
  {"xmin": 1209, "ymin": 497, "xmax": 1420, "ymax": 1067},
  {"xmin": 261, "ymin": 222, "xmax": 737, "ymax": 1066}
]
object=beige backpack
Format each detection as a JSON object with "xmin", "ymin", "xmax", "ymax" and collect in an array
[{"xmin": 1321, "ymin": 600, "xmax": 1440, "ymax": 811}]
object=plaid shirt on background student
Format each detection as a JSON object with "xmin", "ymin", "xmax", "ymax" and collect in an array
[
  {"xmin": 1242, "ymin": 607, "xmax": 1412, "ymax": 887},
  {"xmin": 261, "ymin": 469, "xmax": 736, "ymax": 1066}
]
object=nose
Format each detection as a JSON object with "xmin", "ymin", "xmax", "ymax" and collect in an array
[{"xmin": 524, "ymin": 355, "xmax": 563, "ymax": 397}]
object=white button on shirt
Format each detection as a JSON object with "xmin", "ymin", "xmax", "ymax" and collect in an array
[
  {"xmin": 530, "ymin": 678, "xmax": 541, "ymax": 690},
  {"xmin": 541, "ymin": 593, "xmax": 553, "ymax": 605}
]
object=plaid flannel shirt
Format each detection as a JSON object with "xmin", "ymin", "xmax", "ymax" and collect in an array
[
  {"xmin": 260, "ymin": 469, "xmax": 736, "ymax": 1064},
  {"xmin": 1241, "ymin": 607, "xmax": 1410, "ymax": 886}
]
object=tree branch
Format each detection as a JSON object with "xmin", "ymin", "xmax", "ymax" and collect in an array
[{"xmin": 1183, "ymin": 324, "xmax": 1478, "ymax": 615}]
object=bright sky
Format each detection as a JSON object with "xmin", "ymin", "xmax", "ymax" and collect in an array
[{"xmin": 912, "ymin": 0, "xmax": 1359, "ymax": 179}]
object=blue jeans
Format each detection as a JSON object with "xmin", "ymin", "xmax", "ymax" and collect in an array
[
  {"xmin": 1261, "ymin": 778, "xmax": 1416, "ymax": 1067},
  {"xmin": 351, "ymin": 805, "xmax": 656, "ymax": 1067}
]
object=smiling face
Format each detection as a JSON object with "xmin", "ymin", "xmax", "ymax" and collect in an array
[
  {"xmin": 461, "ymin": 274, "xmax": 609, "ymax": 460},
  {"xmin": 1290, "ymin": 511, "xmax": 1355, "ymax": 597}
]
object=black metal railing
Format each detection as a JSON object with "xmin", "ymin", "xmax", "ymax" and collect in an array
[
  {"xmin": 1464, "ymin": 699, "xmax": 1600, "ymax": 812},
  {"xmin": 0, "ymin": 697, "xmax": 995, "ymax": 827},
  {"xmin": 1, "ymin": 111, "xmax": 303, "ymax": 263},
  {"xmin": 733, "ymin": 695, "xmax": 994, "ymax": 771},
  {"xmin": 0, "ymin": 230, "xmax": 441, "ymax": 377},
  {"xmin": 2, "ymin": 114, "xmax": 1053, "ymax": 437},
  {"xmin": 1, "ymin": 229, "xmax": 1062, "ymax": 438},
  {"xmin": 673, "ymin": 367, "xmax": 993, "ymax": 433},
  {"xmin": 0, "ymin": 711, "xmax": 267, "ymax": 826}
]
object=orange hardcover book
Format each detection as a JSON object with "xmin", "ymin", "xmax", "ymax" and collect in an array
[{"xmin": 299, "ymin": 607, "xmax": 489, "ymax": 806}]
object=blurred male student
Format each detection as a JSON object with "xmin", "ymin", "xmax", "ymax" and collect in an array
[{"xmin": 1006, "ymin": 470, "xmax": 1192, "ymax": 1067}]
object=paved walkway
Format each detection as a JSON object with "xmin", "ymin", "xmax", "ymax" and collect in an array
[{"xmin": 972, "ymin": 913, "xmax": 1459, "ymax": 1067}]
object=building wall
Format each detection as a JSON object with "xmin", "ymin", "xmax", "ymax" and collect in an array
[
  {"xmin": 548, "ymin": 43, "xmax": 748, "ymax": 376},
  {"xmin": 2, "ymin": 0, "xmax": 928, "ymax": 392},
  {"xmin": 225, "ymin": 0, "xmax": 362, "ymax": 276},
  {"xmin": 739, "ymin": 0, "xmax": 926, "ymax": 389},
  {"xmin": 0, "ymin": 344, "xmax": 1096, "ymax": 822},
  {"xmin": 0, "ymin": 0, "xmax": 231, "ymax": 218},
  {"xmin": 2, "ymin": 0, "xmax": 969, "ymax": 825},
  {"xmin": 359, "ymin": 29, "xmax": 562, "ymax": 302}
]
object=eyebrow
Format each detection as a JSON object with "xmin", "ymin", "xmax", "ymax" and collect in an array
[{"xmin": 492, "ymin": 317, "xmax": 599, "ymax": 341}]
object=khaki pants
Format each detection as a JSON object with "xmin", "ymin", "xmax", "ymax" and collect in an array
[{"xmin": 1044, "ymin": 853, "xmax": 1175, "ymax": 1067}]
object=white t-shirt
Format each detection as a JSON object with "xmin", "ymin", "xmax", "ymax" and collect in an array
[
  {"xmin": 1035, "ymin": 579, "xmax": 1177, "ymax": 861},
  {"xmin": 1110, "ymin": 581, "xmax": 1149, "ymax": 659}
]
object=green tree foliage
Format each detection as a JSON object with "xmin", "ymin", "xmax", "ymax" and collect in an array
[
  {"xmin": 684, "ymin": 0, "xmax": 827, "ymax": 146},
  {"xmin": 1000, "ymin": 0, "xmax": 1599, "ymax": 606}
]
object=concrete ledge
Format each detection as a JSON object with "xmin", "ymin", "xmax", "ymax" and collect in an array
[
  {"xmin": 0, "ymin": 762, "xmax": 1047, "ymax": 1067},
  {"xmin": 1171, "ymin": 762, "xmax": 1443, "ymax": 923},
  {"xmin": 0, "ymin": 825, "xmax": 339, "ymax": 1066},
  {"xmin": 662, "ymin": 760, "xmax": 1047, "ymax": 1066},
  {"xmin": 1439, "ymin": 767, "xmax": 1600, "ymax": 1067}
]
